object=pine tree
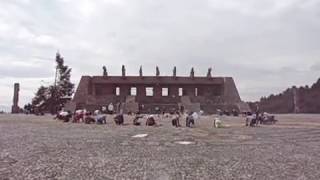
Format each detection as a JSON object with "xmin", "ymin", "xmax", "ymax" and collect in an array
[
  {"xmin": 28, "ymin": 52, "xmax": 74, "ymax": 114},
  {"xmin": 55, "ymin": 52, "xmax": 74, "ymax": 98}
]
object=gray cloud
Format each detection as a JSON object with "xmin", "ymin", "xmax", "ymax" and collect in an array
[
  {"xmin": 311, "ymin": 62, "xmax": 320, "ymax": 71},
  {"xmin": 0, "ymin": 62, "xmax": 54, "ymax": 78},
  {"xmin": 1, "ymin": 0, "xmax": 320, "ymax": 106}
]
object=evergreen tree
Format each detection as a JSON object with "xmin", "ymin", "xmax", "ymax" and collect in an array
[
  {"xmin": 28, "ymin": 52, "xmax": 74, "ymax": 114},
  {"xmin": 31, "ymin": 86, "xmax": 50, "ymax": 113},
  {"xmin": 250, "ymin": 77, "xmax": 320, "ymax": 113},
  {"xmin": 55, "ymin": 52, "xmax": 74, "ymax": 97}
]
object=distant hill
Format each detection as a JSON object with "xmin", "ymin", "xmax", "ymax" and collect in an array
[{"xmin": 249, "ymin": 78, "xmax": 320, "ymax": 113}]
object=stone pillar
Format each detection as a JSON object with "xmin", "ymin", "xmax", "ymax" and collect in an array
[
  {"xmin": 293, "ymin": 87, "xmax": 300, "ymax": 113},
  {"xmin": 170, "ymin": 86, "xmax": 179, "ymax": 98},
  {"xmin": 207, "ymin": 67, "xmax": 212, "ymax": 78},
  {"xmin": 190, "ymin": 67, "xmax": 195, "ymax": 78},
  {"xmin": 11, "ymin": 83, "xmax": 20, "ymax": 113},
  {"xmin": 154, "ymin": 85, "xmax": 162, "ymax": 98},
  {"xmin": 122, "ymin": 65, "xmax": 126, "ymax": 78}
]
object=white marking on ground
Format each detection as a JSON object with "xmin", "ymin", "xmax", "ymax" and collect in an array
[
  {"xmin": 132, "ymin": 134, "xmax": 148, "ymax": 138},
  {"xmin": 175, "ymin": 141, "xmax": 195, "ymax": 145}
]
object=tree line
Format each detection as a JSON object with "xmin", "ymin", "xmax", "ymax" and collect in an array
[{"xmin": 249, "ymin": 78, "xmax": 320, "ymax": 113}]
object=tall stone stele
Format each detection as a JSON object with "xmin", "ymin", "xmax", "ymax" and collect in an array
[
  {"xmin": 207, "ymin": 67, "xmax": 212, "ymax": 78},
  {"xmin": 173, "ymin": 66, "xmax": 177, "ymax": 78},
  {"xmin": 190, "ymin": 67, "xmax": 195, "ymax": 78},
  {"xmin": 102, "ymin": 66, "xmax": 108, "ymax": 76},
  {"xmin": 122, "ymin": 65, "xmax": 126, "ymax": 78},
  {"xmin": 139, "ymin": 66, "xmax": 143, "ymax": 77},
  {"xmin": 156, "ymin": 66, "xmax": 160, "ymax": 77},
  {"xmin": 11, "ymin": 83, "xmax": 20, "ymax": 113}
]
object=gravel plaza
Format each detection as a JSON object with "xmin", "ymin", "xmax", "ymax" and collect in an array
[{"xmin": 1, "ymin": 114, "xmax": 320, "ymax": 180}]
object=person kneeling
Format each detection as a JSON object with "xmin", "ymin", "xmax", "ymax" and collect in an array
[
  {"xmin": 171, "ymin": 112, "xmax": 181, "ymax": 127},
  {"xmin": 213, "ymin": 118, "xmax": 222, "ymax": 128},
  {"xmin": 133, "ymin": 112, "xmax": 143, "ymax": 126},
  {"xmin": 146, "ymin": 115, "xmax": 156, "ymax": 126},
  {"xmin": 56, "ymin": 111, "xmax": 72, "ymax": 122},
  {"xmin": 73, "ymin": 110, "xmax": 84, "ymax": 123},
  {"xmin": 186, "ymin": 112, "xmax": 195, "ymax": 128},
  {"xmin": 85, "ymin": 113, "xmax": 95, "ymax": 124},
  {"xmin": 114, "ymin": 114, "xmax": 124, "ymax": 125},
  {"xmin": 96, "ymin": 115, "xmax": 106, "ymax": 124}
]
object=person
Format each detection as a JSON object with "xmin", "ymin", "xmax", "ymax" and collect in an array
[
  {"xmin": 84, "ymin": 111, "xmax": 95, "ymax": 124},
  {"xmin": 114, "ymin": 114, "xmax": 124, "ymax": 125},
  {"xmin": 232, "ymin": 109, "xmax": 239, "ymax": 116},
  {"xmin": 251, "ymin": 114, "xmax": 257, "ymax": 127},
  {"xmin": 245, "ymin": 115, "xmax": 250, "ymax": 126},
  {"xmin": 140, "ymin": 104, "xmax": 145, "ymax": 112},
  {"xmin": 171, "ymin": 111, "xmax": 181, "ymax": 127},
  {"xmin": 146, "ymin": 115, "xmax": 156, "ymax": 126},
  {"xmin": 55, "ymin": 110, "xmax": 72, "ymax": 122},
  {"xmin": 192, "ymin": 112, "xmax": 199, "ymax": 121},
  {"xmin": 155, "ymin": 107, "xmax": 161, "ymax": 117},
  {"xmin": 96, "ymin": 115, "xmax": 106, "ymax": 124},
  {"xmin": 186, "ymin": 112, "xmax": 195, "ymax": 127},
  {"xmin": 73, "ymin": 109, "xmax": 84, "ymax": 123},
  {"xmin": 108, "ymin": 103, "xmax": 114, "ymax": 115},
  {"xmin": 223, "ymin": 110, "xmax": 230, "ymax": 116},
  {"xmin": 247, "ymin": 114, "xmax": 257, "ymax": 127},
  {"xmin": 94, "ymin": 110, "xmax": 100, "ymax": 116},
  {"xmin": 94, "ymin": 110, "xmax": 106, "ymax": 124},
  {"xmin": 133, "ymin": 112, "xmax": 143, "ymax": 126},
  {"xmin": 101, "ymin": 106, "xmax": 107, "ymax": 114},
  {"xmin": 213, "ymin": 117, "xmax": 222, "ymax": 128},
  {"xmin": 82, "ymin": 109, "xmax": 88, "ymax": 123},
  {"xmin": 261, "ymin": 112, "xmax": 277, "ymax": 124},
  {"xmin": 180, "ymin": 105, "xmax": 185, "ymax": 114}
]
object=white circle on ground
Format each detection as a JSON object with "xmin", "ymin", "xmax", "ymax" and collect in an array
[
  {"xmin": 175, "ymin": 141, "xmax": 195, "ymax": 145},
  {"xmin": 132, "ymin": 134, "xmax": 148, "ymax": 138}
]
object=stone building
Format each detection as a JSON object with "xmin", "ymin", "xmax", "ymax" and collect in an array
[{"xmin": 72, "ymin": 67, "xmax": 249, "ymax": 114}]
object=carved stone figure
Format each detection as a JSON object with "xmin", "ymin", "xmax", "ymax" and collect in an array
[
  {"xmin": 207, "ymin": 67, "xmax": 212, "ymax": 77},
  {"xmin": 156, "ymin": 66, "xmax": 160, "ymax": 76},
  {"xmin": 173, "ymin": 66, "xmax": 177, "ymax": 77},
  {"xmin": 139, "ymin": 66, "xmax": 143, "ymax": 77},
  {"xmin": 190, "ymin": 67, "xmax": 195, "ymax": 78},
  {"xmin": 122, "ymin": 65, "xmax": 126, "ymax": 77},
  {"xmin": 103, "ymin": 66, "xmax": 108, "ymax": 76}
]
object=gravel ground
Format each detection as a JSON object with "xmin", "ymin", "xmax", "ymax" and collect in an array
[{"xmin": 1, "ymin": 114, "xmax": 320, "ymax": 180}]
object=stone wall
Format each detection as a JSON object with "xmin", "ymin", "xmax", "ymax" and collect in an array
[{"xmin": 72, "ymin": 76, "xmax": 245, "ymax": 114}]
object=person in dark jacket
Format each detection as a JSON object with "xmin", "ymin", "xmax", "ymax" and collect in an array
[
  {"xmin": 186, "ymin": 112, "xmax": 195, "ymax": 127},
  {"xmin": 114, "ymin": 114, "xmax": 124, "ymax": 125},
  {"xmin": 146, "ymin": 115, "xmax": 156, "ymax": 126}
]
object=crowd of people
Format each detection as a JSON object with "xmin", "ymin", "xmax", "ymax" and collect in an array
[
  {"xmin": 54, "ymin": 108, "xmax": 203, "ymax": 128},
  {"xmin": 54, "ymin": 103, "xmax": 276, "ymax": 128},
  {"xmin": 245, "ymin": 112, "xmax": 277, "ymax": 127}
]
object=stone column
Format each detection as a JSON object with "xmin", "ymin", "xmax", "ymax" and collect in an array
[{"xmin": 11, "ymin": 83, "xmax": 20, "ymax": 113}]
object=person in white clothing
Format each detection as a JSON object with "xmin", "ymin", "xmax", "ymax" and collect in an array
[{"xmin": 108, "ymin": 103, "xmax": 114, "ymax": 114}]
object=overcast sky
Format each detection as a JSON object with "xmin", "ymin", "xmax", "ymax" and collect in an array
[{"xmin": 1, "ymin": 0, "xmax": 320, "ymax": 111}]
